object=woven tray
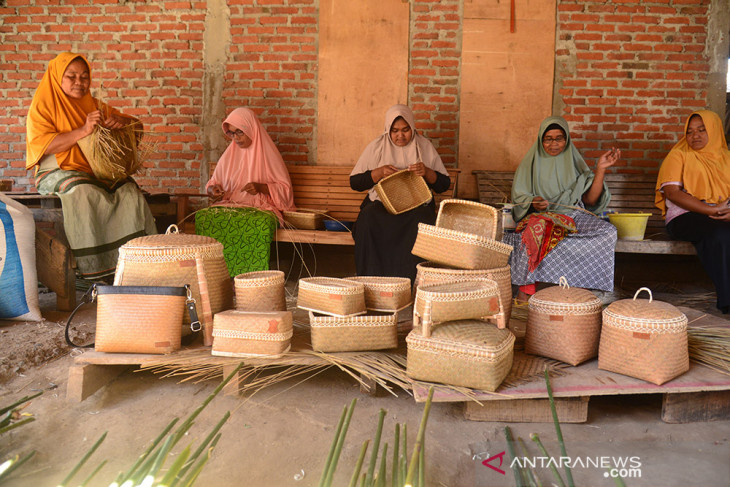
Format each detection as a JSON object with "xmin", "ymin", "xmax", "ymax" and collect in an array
[
  {"xmin": 235, "ymin": 270, "xmax": 286, "ymax": 312},
  {"xmin": 375, "ymin": 169, "xmax": 432, "ymax": 215},
  {"xmin": 211, "ymin": 310, "xmax": 293, "ymax": 358},
  {"xmin": 414, "ymin": 262, "xmax": 513, "ymax": 325},
  {"xmin": 343, "ymin": 276, "xmax": 412, "ymax": 312},
  {"xmin": 526, "ymin": 277, "xmax": 603, "ymax": 366},
  {"xmin": 283, "ymin": 209, "xmax": 327, "ymax": 230},
  {"xmin": 406, "ymin": 319, "xmax": 515, "ymax": 391},
  {"xmin": 309, "ymin": 311, "xmax": 398, "ymax": 352},
  {"xmin": 297, "ymin": 277, "xmax": 366, "ymax": 317},
  {"xmin": 412, "ymin": 223, "xmax": 513, "ymax": 270},
  {"xmin": 598, "ymin": 287, "xmax": 689, "ymax": 385},
  {"xmin": 414, "ymin": 280, "xmax": 505, "ymax": 331},
  {"xmin": 435, "ymin": 199, "xmax": 498, "ymax": 240}
]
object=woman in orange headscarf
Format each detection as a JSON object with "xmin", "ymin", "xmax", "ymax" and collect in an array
[
  {"xmin": 656, "ymin": 110, "xmax": 730, "ymax": 313},
  {"xmin": 195, "ymin": 107, "xmax": 296, "ymax": 276},
  {"xmin": 26, "ymin": 52, "xmax": 156, "ymax": 279}
]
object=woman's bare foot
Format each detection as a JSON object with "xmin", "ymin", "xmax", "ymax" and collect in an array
[{"xmin": 515, "ymin": 290, "xmax": 531, "ymax": 305}]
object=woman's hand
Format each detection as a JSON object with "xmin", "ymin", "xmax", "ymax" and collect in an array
[
  {"xmin": 596, "ymin": 147, "xmax": 621, "ymax": 172},
  {"xmin": 710, "ymin": 198, "xmax": 730, "ymax": 221},
  {"xmin": 207, "ymin": 184, "xmax": 225, "ymax": 202},
  {"xmin": 371, "ymin": 165, "xmax": 399, "ymax": 183},
  {"xmin": 242, "ymin": 182, "xmax": 270, "ymax": 196},
  {"xmin": 408, "ymin": 162, "xmax": 437, "ymax": 184},
  {"xmin": 102, "ymin": 113, "xmax": 129, "ymax": 130},
  {"xmin": 81, "ymin": 110, "xmax": 104, "ymax": 136},
  {"xmin": 531, "ymin": 196, "xmax": 549, "ymax": 211}
]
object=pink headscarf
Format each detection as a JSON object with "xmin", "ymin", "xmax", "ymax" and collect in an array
[{"xmin": 206, "ymin": 108, "xmax": 295, "ymax": 221}]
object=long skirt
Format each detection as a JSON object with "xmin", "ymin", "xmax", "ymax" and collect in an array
[
  {"xmin": 353, "ymin": 199, "xmax": 436, "ymax": 283},
  {"xmin": 195, "ymin": 206, "xmax": 277, "ymax": 277},
  {"xmin": 667, "ymin": 212, "xmax": 730, "ymax": 313},
  {"xmin": 503, "ymin": 209, "xmax": 617, "ymax": 292},
  {"xmin": 36, "ymin": 169, "xmax": 157, "ymax": 279}
]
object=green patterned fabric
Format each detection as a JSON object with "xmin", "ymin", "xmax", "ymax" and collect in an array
[{"xmin": 195, "ymin": 206, "xmax": 277, "ymax": 277}]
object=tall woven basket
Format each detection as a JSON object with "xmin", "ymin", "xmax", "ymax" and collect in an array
[
  {"xmin": 414, "ymin": 262, "xmax": 513, "ymax": 325},
  {"xmin": 374, "ymin": 169, "xmax": 432, "ymax": 215},
  {"xmin": 114, "ymin": 225, "xmax": 233, "ymax": 346},
  {"xmin": 598, "ymin": 287, "xmax": 689, "ymax": 385},
  {"xmin": 235, "ymin": 270, "xmax": 286, "ymax": 312},
  {"xmin": 406, "ymin": 319, "xmax": 515, "ymax": 391},
  {"xmin": 343, "ymin": 276, "xmax": 412, "ymax": 312},
  {"xmin": 309, "ymin": 311, "xmax": 398, "ymax": 352},
  {"xmin": 412, "ymin": 223, "xmax": 513, "ymax": 270},
  {"xmin": 414, "ymin": 280, "xmax": 505, "ymax": 331},
  {"xmin": 297, "ymin": 277, "xmax": 366, "ymax": 317},
  {"xmin": 526, "ymin": 277, "xmax": 603, "ymax": 366}
]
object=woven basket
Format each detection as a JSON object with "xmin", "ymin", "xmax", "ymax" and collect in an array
[
  {"xmin": 309, "ymin": 311, "xmax": 398, "ymax": 352},
  {"xmin": 342, "ymin": 276, "xmax": 412, "ymax": 312},
  {"xmin": 77, "ymin": 127, "xmax": 142, "ymax": 182},
  {"xmin": 436, "ymin": 199, "xmax": 498, "ymax": 240},
  {"xmin": 114, "ymin": 225, "xmax": 233, "ymax": 346},
  {"xmin": 297, "ymin": 277, "xmax": 366, "ymax": 317},
  {"xmin": 414, "ymin": 280, "xmax": 505, "ymax": 331},
  {"xmin": 598, "ymin": 287, "xmax": 689, "ymax": 385},
  {"xmin": 211, "ymin": 310, "xmax": 293, "ymax": 358},
  {"xmin": 526, "ymin": 277, "xmax": 602, "ymax": 366},
  {"xmin": 412, "ymin": 223, "xmax": 513, "ymax": 270},
  {"xmin": 375, "ymin": 169, "xmax": 432, "ymax": 215},
  {"xmin": 414, "ymin": 262, "xmax": 513, "ymax": 325},
  {"xmin": 406, "ymin": 319, "xmax": 515, "ymax": 391},
  {"xmin": 235, "ymin": 270, "xmax": 286, "ymax": 312},
  {"xmin": 283, "ymin": 209, "xmax": 327, "ymax": 230}
]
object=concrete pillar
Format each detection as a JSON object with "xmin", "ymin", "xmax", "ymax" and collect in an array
[{"xmin": 707, "ymin": 0, "xmax": 729, "ymax": 124}]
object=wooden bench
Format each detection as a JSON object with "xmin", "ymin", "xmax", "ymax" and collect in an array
[{"xmin": 473, "ymin": 170, "xmax": 696, "ymax": 255}]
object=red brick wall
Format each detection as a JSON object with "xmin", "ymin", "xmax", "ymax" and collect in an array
[{"xmin": 555, "ymin": 0, "xmax": 711, "ymax": 173}]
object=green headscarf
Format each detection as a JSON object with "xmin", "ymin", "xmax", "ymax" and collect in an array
[{"xmin": 511, "ymin": 116, "xmax": 610, "ymax": 222}]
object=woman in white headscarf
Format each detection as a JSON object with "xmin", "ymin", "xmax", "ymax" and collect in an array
[{"xmin": 350, "ymin": 104, "xmax": 451, "ymax": 282}]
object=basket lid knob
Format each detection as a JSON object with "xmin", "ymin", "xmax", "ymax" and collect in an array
[
  {"xmin": 632, "ymin": 287, "xmax": 653, "ymax": 302},
  {"xmin": 558, "ymin": 276, "xmax": 569, "ymax": 289}
]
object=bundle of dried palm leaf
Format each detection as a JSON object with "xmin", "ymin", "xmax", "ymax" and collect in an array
[
  {"xmin": 77, "ymin": 121, "xmax": 154, "ymax": 183},
  {"xmin": 688, "ymin": 326, "xmax": 730, "ymax": 375}
]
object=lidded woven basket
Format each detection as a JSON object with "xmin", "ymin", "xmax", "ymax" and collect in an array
[
  {"xmin": 412, "ymin": 223, "xmax": 513, "ymax": 270},
  {"xmin": 343, "ymin": 276, "xmax": 412, "ymax": 312},
  {"xmin": 598, "ymin": 287, "xmax": 689, "ymax": 385},
  {"xmin": 375, "ymin": 169, "xmax": 432, "ymax": 215},
  {"xmin": 309, "ymin": 311, "xmax": 398, "ymax": 352},
  {"xmin": 283, "ymin": 209, "xmax": 327, "ymax": 230},
  {"xmin": 435, "ymin": 199, "xmax": 498, "ymax": 240},
  {"xmin": 526, "ymin": 277, "xmax": 603, "ymax": 366},
  {"xmin": 414, "ymin": 262, "xmax": 513, "ymax": 325},
  {"xmin": 235, "ymin": 270, "xmax": 286, "ymax": 312},
  {"xmin": 297, "ymin": 277, "xmax": 366, "ymax": 317},
  {"xmin": 114, "ymin": 225, "xmax": 233, "ymax": 345},
  {"xmin": 406, "ymin": 319, "xmax": 515, "ymax": 391},
  {"xmin": 211, "ymin": 310, "xmax": 293, "ymax": 358},
  {"xmin": 414, "ymin": 279, "xmax": 505, "ymax": 330}
]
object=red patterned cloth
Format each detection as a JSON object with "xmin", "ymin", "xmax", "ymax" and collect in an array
[{"xmin": 515, "ymin": 212, "xmax": 577, "ymax": 272}]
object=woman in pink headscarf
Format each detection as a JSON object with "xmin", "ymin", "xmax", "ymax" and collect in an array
[{"xmin": 196, "ymin": 108, "xmax": 295, "ymax": 276}]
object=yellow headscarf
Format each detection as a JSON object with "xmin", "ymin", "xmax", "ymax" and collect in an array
[
  {"xmin": 655, "ymin": 110, "xmax": 730, "ymax": 216},
  {"xmin": 25, "ymin": 52, "xmax": 119, "ymax": 174}
]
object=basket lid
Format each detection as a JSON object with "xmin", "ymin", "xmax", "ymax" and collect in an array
[
  {"xmin": 408, "ymin": 319, "xmax": 515, "ymax": 356},
  {"xmin": 122, "ymin": 225, "xmax": 221, "ymax": 250},
  {"xmin": 603, "ymin": 287, "xmax": 687, "ymax": 325},
  {"xmin": 529, "ymin": 277, "xmax": 602, "ymax": 312}
]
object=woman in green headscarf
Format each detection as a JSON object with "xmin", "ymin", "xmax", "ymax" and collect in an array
[{"xmin": 504, "ymin": 116, "xmax": 620, "ymax": 302}]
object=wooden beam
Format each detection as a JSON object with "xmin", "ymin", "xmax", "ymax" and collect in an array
[
  {"xmin": 464, "ymin": 396, "xmax": 590, "ymax": 423},
  {"xmin": 35, "ymin": 227, "xmax": 76, "ymax": 311},
  {"xmin": 67, "ymin": 364, "xmax": 131, "ymax": 403},
  {"xmin": 662, "ymin": 390, "xmax": 730, "ymax": 423}
]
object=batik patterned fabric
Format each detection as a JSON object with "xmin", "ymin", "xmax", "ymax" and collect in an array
[
  {"xmin": 514, "ymin": 212, "xmax": 577, "ymax": 272},
  {"xmin": 504, "ymin": 208, "xmax": 616, "ymax": 291},
  {"xmin": 195, "ymin": 206, "xmax": 277, "ymax": 277}
]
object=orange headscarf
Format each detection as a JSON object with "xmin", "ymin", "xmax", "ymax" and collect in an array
[
  {"xmin": 206, "ymin": 107, "xmax": 296, "ymax": 221},
  {"xmin": 25, "ymin": 52, "xmax": 120, "ymax": 174},
  {"xmin": 655, "ymin": 110, "xmax": 730, "ymax": 216}
]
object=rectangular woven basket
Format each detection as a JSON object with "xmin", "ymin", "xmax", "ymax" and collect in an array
[
  {"xmin": 375, "ymin": 169, "xmax": 432, "ymax": 215},
  {"xmin": 297, "ymin": 277, "xmax": 366, "ymax": 317},
  {"xmin": 283, "ymin": 209, "xmax": 327, "ymax": 230},
  {"xmin": 435, "ymin": 199, "xmax": 498, "ymax": 240},
  {"xmin": 414, "ymin": 280, "xmax": 505, "ymax": 331},
  {"xmin": 211, "ymin": 310, "xmax": 293, "ymax": 358},
  {"xmin": 234, "ymin": 270, "xmax": 287, "ymax": 312},
  {"xmin": 309, "ymin": 311, "xmax": 398, "ymax": 352},
  {"xmin": 343, "ymin": 276, "xmax": 412, "ymax": 312},
  {"xmin": 406, "ymin": 319, "xmax": 515, "ymax": 391},
  {"xmin": 412, "ymin": 223, "xmax": 513, "ymax": 270}
]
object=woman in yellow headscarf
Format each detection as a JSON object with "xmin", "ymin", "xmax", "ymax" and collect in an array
[
  {"xmin": 656, "ymin": 110, "xmax": 730, "ymax": 314},
  {"xmin": 26, "ymin": 52, "xmax": 156, "ymax": 279}
]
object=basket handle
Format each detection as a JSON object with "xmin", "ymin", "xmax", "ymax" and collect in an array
[
  {"xmin": 632, "ymin": 287, "xmax": 653, "ymax": 302},
  {"xmin": 166, "ymin": 224, "xmax": 180, "ymax": 235},
  {"xmin": 559, "ymin": 276, "xmax": 569, "ymax": 289}
]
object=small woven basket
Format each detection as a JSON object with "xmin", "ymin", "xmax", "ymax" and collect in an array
[
  {"xmin": 412, "ymin": 223, "xmax": 513, "ymax": 270},
  {"xmin": 414, "ymin": 262, "xmax": 513, "ymax": 325},
  {"xmin": 343, "ymin": 276, "xmax": 412, "ymax": 312},
  {"xmin": 526, "ymin": 277, "xmax": 603, "ymax": 366},
  {"xmin": 211, "ymin": 310, "xmax": 293, "ymax": 358},
  {"xmin": 235, "ymin": 270, "xmax": 286, "ymax": 312},
  {"xmin": 297, "ymin": 277, "xmax": 367, "ymax": 317},
  {"xmin": 598, "ymin": 287, "xmax": 689, "ymax": 385},
  {"xmin": 283, "ymin": 209, "xmax": 327, "ymax": 230},
  {"xmin": 309, "ymin": 311, "xmax": 398, "ymax": 352},
  {"xmin": 406, "ymin": 319, "xmax": 515, "ymax": 391},
  {"xmin": 435, "ymin": 199, "xmax": 498, "ymax": 240},
  {"xmin": 414, "ymin": 280, "xmax": 505, "ymax": 331},
  {"xmin": 375, "ymin": 169, "xmax": 432, "ymax": 215}
]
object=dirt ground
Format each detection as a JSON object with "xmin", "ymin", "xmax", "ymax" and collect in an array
[{"xmin": 2, "ymin": 252, "xmax": 730, "ymax": 487}]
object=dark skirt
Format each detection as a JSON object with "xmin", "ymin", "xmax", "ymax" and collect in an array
[
  {"xmin": 666, "ymin": 212, "xmax": 730, "ymax": 313},
  {"xmin": 353, "ymin": 199, "xmax": 436, "ymax": 283}
]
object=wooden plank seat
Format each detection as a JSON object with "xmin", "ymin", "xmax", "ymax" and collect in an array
[{"xmin": 473, "ymin": 170, "xmax": 696, "ymax": 255}]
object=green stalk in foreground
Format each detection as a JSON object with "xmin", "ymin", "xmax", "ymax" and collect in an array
[
  {"xmin": 530, "ymin": 433, "xmax": 565, "ymax": 487},
  {"xmin": 376, "ymin": 443, "xmax": 387, "ymax": 487},
  {"xmin": 319, "ymin": 404, "xmax": 349, "ymax": 487},
  {"xmin": 324, "ymin": 398, "xmax": 358, "ymax": 487},
  {"xmin": 365, "ymin": 409, "xmax": 387, "ymax": 485},
  {"xmin": 0, "ymin": 451, "xmax": 36, "ymax": 483},
  {"xmin": 58, "ymin": 432, "xmax": 107, "ymax": 487},
  {"xmin": 544, "ymin": 370, "xmax": 574, "ymax": 487},
  {"xmin": 347, "ymin": 440, "xmax": 369, "ymax": 487},
  {"xmin": 391, "ymin": 423, "xmax": 400, "ymax": 485},
  {"xmin": 404, "ymin": 387, "xmax": 434, "ymax": 487},
  {"xmin": 504, "ymin": 427, "xmax": 525, "ymax": 487},
  {"xmin": 517, "ymin": 437, "xmax": 541, "ymax": 487}
]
